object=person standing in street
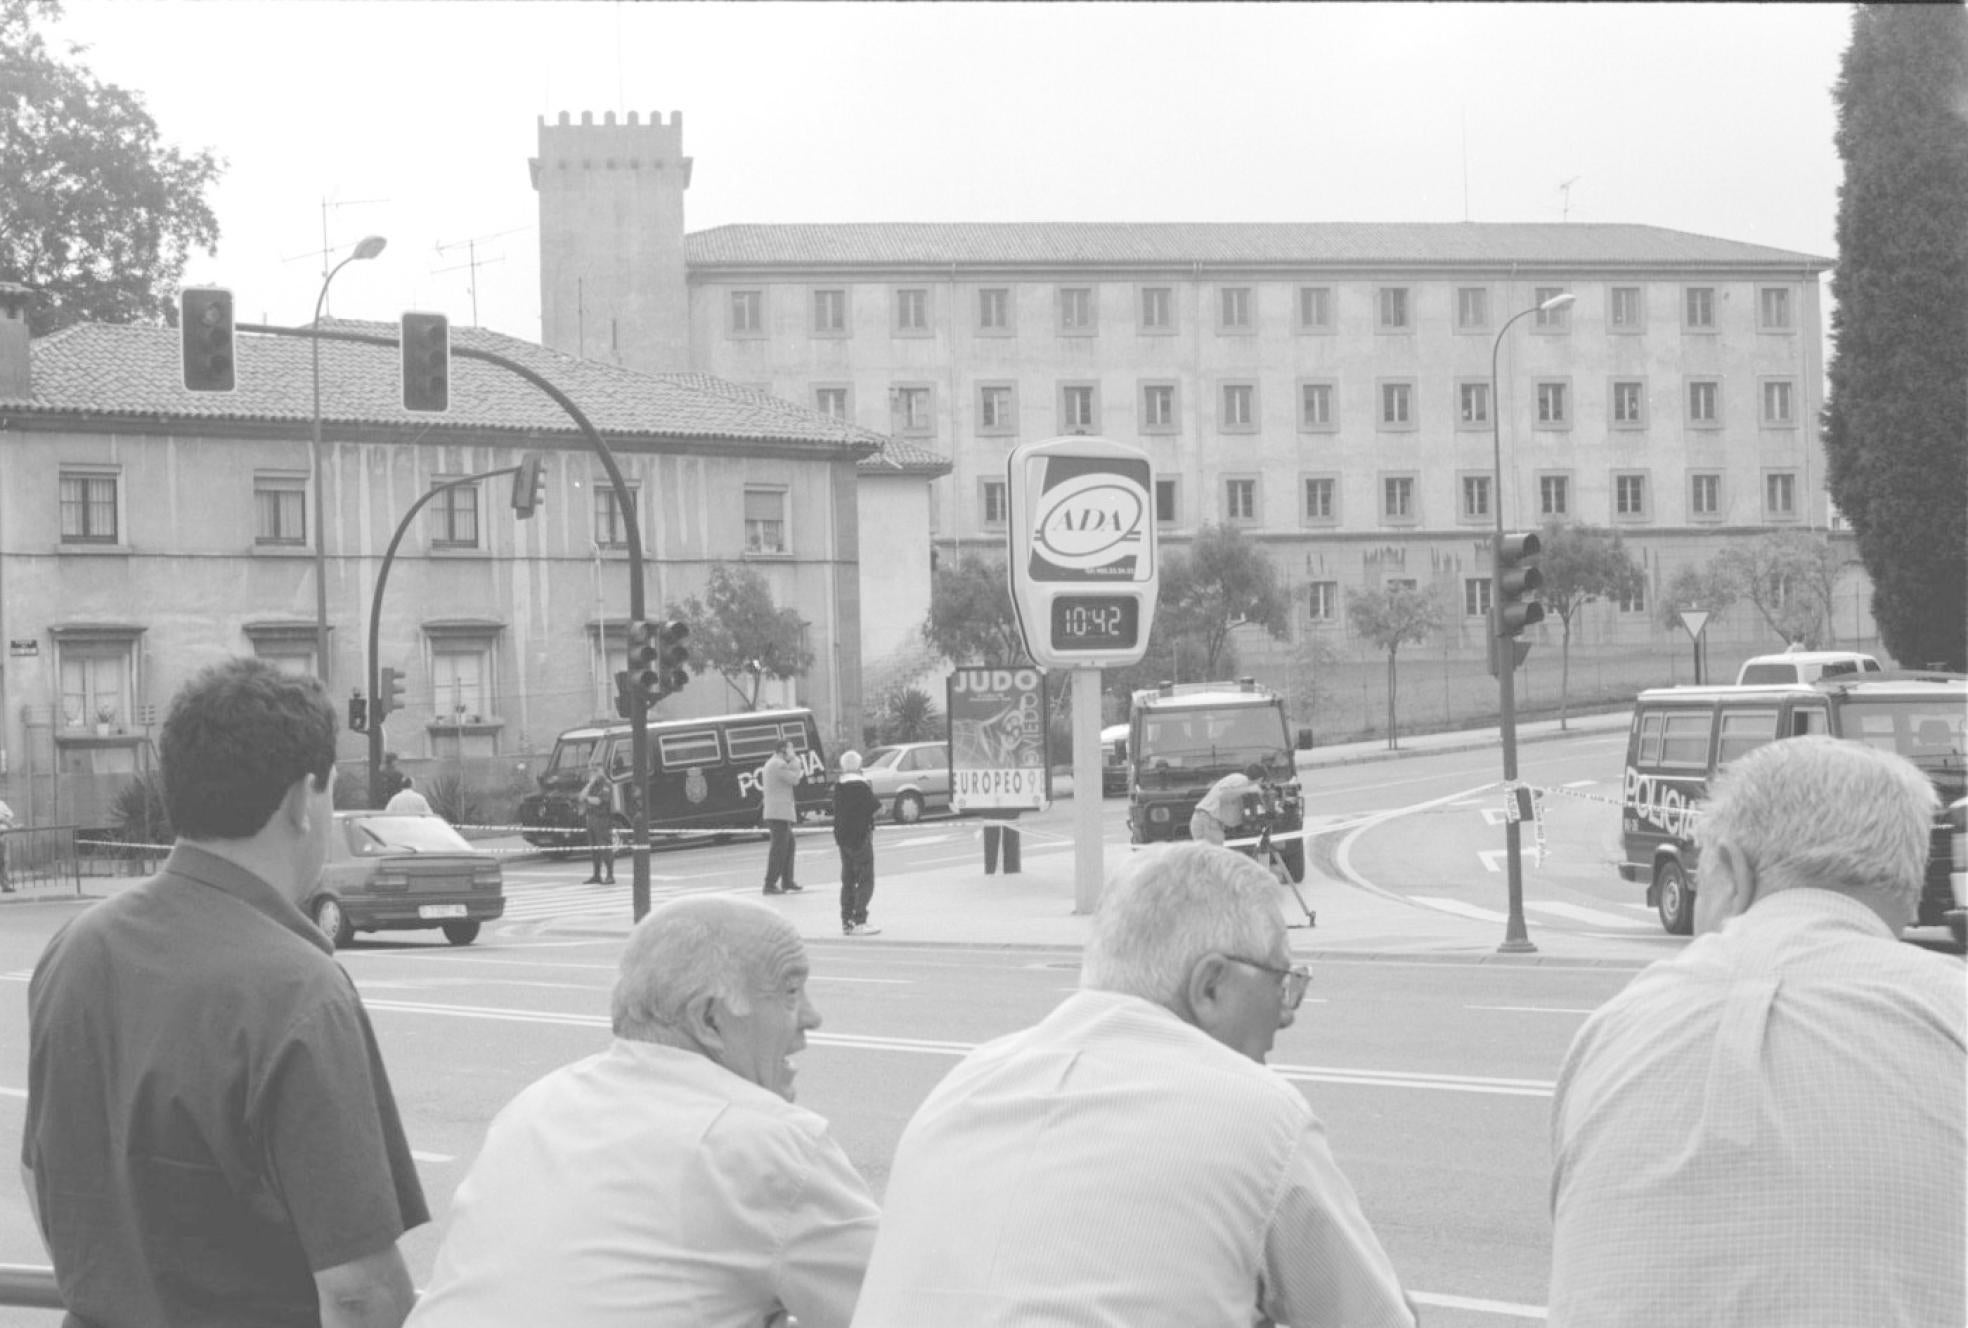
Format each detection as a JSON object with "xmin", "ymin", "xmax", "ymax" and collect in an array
[
  {"xmin": 1189, "ymin": 762, "xmax": 1267, "ymax": 847},
  {"xmin": 832, "ymin": 751, "xmax": 880, "ymax": 936},
  {"xmin": 761, "ymin": 738, "xmax": 804, "ymax": 895},
  {"xmin": 0, "ymin": 794, "xmax": 15, "ymax": 892},
  {"xmin": 384, "ymin": 776, "xmax": 433, "ymax": 816},
  {"xmin": 376, "ymin": 750, "xmax": 411, "ymax": 804},
  {"xmin": 22, "ymin": 657, "xmax": 428, "ymax": 1328},
  {"xmin": 581, "ymin": 768, "xmax": 615, "ymax": 884}
]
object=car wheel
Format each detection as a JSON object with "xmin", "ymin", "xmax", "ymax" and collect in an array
[
  {"xmin": 441, "ymin": 920, "xmax": 481, "ymax": 946},
  {"xmin": 1278, "ymin": 841, "xmax": 1307, "ymax": 884},
  {"xmin": 312, "ymin": 895, "xmax": 353, "ymax": 950},
  {"xmin": 894, "ymin": 791, "xmax": 925, "ymax": 824},
  {"xmin": 1950, "ymin": 916, "xmax": 1967, "ymax": 952},
  {"xmin": 1656, "ymin": 860, "xmax": 1694, "ymax": 935}
]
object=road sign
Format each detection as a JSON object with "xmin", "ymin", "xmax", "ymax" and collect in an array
[
  {"xmin": 1005, "ymin": 436, "xmax": 1158, "ymax": 669},
  {"xmin": 1677, "ymin": 610, "xmax": 1710, "ymax": 639}
]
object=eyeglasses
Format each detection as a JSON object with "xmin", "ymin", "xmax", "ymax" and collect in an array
[{"xmin": 1225, "ymin": 955, "xmax": 1313, "ymax": 1011}]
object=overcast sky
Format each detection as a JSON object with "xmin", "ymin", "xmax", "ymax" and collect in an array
[{"xmin": 50, "ymin": 1, "xmax": 1854, "ymax": 342}]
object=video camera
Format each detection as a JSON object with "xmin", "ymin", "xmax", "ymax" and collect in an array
[{"xmin": 1239, "ymin": 778, "xmax": 1300, "ymax": 838}]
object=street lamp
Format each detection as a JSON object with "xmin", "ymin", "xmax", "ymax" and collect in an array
[
  {"xmin": 1490, "ymin": 289, "xmax": 1574, "ymax": 954},
  {"xmin": 312, "ymin": 234, "xmax": 388, "ymax": 690}
]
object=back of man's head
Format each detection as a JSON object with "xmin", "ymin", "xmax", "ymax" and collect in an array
[
  {"xmin": 1695, "ymin": 736, "xmax": 1937, "ymax": 913},
  {"xmin": 1082, "ymin": 843, "xmax": 1280, "ymax": 1008},
  {"xmin": 612, "ymin": 894, "xmax": 797, "ymax": 1038},
  {"xmin": 161, "ymin": 658, "xmax": 337, "ymax": 842},
  {"xmin": 1243, "ymin": 763, "xmax": 1267, "ymax": 783}
]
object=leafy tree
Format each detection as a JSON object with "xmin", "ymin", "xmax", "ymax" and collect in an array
[
  {"xmin": 1537, "ymin": 522, "xmax": 1646, "ymax": 729},
  {"xmin": 0, "ymin": 0, "xmax": 224, "ymax": 335},
  {"xmin": 1714, "ymin": 530, "xmax": 1843, "ymax": 650},
  {"xmin": 1657, "ymin": 562, "xmax": 1742, "ymax": 685},
  {"xmin": 921, "ymin": 553, "xmax": 1028, "ymax": 665},
  {"xmin": 1345, "ymin": 584, "xmax": 1443, "ymax": 751},
  {"xmin": 668, "ymin": 564, "xmax": 813, "ymax": 711},
  {"xmin": 872, "ymin": 685, "xmax": 942, "ymax": 744},
  {"xmin": 1822, "ymin": 3, "xmax": 1968, "ymax": 669},
  {"xmin": 1160, "ymin": 525, "xmax": 1290, "ymax": 677},
  {"xmin": 1102, "ymin": 552, "xmax": 1221, "ymax": 699}
]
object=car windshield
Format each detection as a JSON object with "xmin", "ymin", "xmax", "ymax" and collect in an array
[
  {"xmin": 346, "ymin": 814, "xmax": 475, "ymax": 855},
  {"xmin": 546, "ymin": 738, "xmax": 600, "ymax": 776},
  {"xmin": 1138, "ymin": 707, "xmax": 1290, "ymax": 772},
  {"xmin": 863, "ymin": 747, "xmax": 901, "ymax": 769}
]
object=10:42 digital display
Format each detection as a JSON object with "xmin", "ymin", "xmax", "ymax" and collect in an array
[{"xmin": 1049, "ymin": 595, "xmax": 1140, "ymax": 652}]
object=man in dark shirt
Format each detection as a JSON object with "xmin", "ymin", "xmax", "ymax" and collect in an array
[
  {"xmin": 22, "ymin": 657, "xmax": 428, "ymax": 1328},
  {"xmin": 832, "ymin": 751, "xmax": 881, "ymax": 936}
]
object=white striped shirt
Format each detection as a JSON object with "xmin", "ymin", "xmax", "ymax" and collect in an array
[
  {"xmin": 1549, "ymin": 888, "xmax": 1968, "ymax": 1326},
  {"xmin": 852, "ymin": 989, "xmax": 1415, "ymax": 1327}
]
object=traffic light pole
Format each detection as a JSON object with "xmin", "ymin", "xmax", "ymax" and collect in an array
[{"xmin": 1491, "ymin": 305, "xmax": 1541, "ymax": 956}]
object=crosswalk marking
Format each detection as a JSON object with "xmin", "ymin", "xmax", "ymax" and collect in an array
[
  {"xmin": 1521, "ymin": 900, "xmax": 1653, "ymax": 929},
  {"xmin": 1408, "ymin": 895, "xmax": 1657, "ymax": 934}
]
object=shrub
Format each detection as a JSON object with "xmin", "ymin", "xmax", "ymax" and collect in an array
[{"xmin": 111, "ymin": 772, "xmax": 173, "ymax": 851}]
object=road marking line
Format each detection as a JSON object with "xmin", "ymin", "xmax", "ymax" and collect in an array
[
  {"xmin": 1412, "ymin": 1290, "xmax": 1547, "ymax": 1320},
  {"xmin": 1409, "ymin": 896, "xmax": 1509, "ymax": 923},
  {"xmin": 0, "ymin": 1086, "xmax": 22, "ymax": 1099},
  {"xmin": 1466, "ymin": 1004, "xmax": 1599, "ymax": 1015},
  {"xmin": 1525, "ymin": 901, "xmax": 1651, "ymax": 929},
  {"xmin": 1562, "ymin": 780, "xmax": 1596, "ymax": 788},
  {"xmin": 1480, "ymin": 808, "xmax": 1509, "ymax": 827},
  {"xmin": 410, "ymin": 1149, "xmax": 453, "ymax": 1164}
]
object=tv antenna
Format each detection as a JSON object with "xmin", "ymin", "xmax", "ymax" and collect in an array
[
  {"xmin": 1558, "ymin": 175, "xmax": 1582, "ymax": 223},
  {"xmin": 282, "ymin": 194, "xmax": 390, "ymax": 315},
  {"xmin": 433, "ymin": 227, "xmax": 529, "ymax": 327}
]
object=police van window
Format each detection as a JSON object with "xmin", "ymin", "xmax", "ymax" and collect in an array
[
  {"xmin": 1791, "ymin": 707, "xmax": 1828, "ymax": 736},
  {"xmin": 658, "ymin": 730, "xmax": 721, "ymax": 768},
  {"xmin": 1660, "ymin": 712, "xmax": 1711, "ymax": 768},
  {"xmin": 548, "ymin": 738, "xmax": 599, "ymax": 775},
  {"xmin": 1637, "ymin": 713, "xmax": 1664, "ymax": 765},
  {"xmin": 726, "ymin": 722, "xmax": 783, "ymax": 762},
  {"xmin": 776, "ymin": 722, "xmax": 811, "ymax": 750},
  {"xmin": 607, "ymin": 740, "xmax": 631, "ymax": 776},
  {"xmin": 1717, "ymin": 709, "xmax": 1779, "ymax": 766}
]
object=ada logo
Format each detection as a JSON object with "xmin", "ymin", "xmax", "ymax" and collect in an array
[{"xmin": 1032, "ymin": 472, "xmax": 1146, "ymax": 575}]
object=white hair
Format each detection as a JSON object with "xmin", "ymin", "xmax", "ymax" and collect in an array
[
  {"xmin": 1694, "ymin": 736, "xmax": 1938, "ymax": 910},
  {"xmin": 611, "ymin": 895, "xmax": 793, "ymax": 1038},
  {"xmin": 1081, "ymin": 843, "xmax": 1283, "ymax": 1007}
]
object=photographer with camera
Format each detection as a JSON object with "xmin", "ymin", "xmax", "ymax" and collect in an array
[{"xmin": 1189, "ymin": 763, "xmax": 1269, "ymax": 848}]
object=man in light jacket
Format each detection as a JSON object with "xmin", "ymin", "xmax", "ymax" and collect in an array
[{"xmin": 761, "ymin": 739, "xmax": 804, "ymax": 895}]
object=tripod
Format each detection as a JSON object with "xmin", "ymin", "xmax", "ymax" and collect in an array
[{"xmin": 1253, "ymin": 824, "xmax": 1316, "ymax": 929}]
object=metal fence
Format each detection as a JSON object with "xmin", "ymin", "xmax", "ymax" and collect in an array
[{"xmin": 0, "ymin": 826, "xmax": 83, "ymax": 898}]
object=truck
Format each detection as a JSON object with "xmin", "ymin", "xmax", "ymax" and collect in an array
[{"xmin": 1124, "ymin": 679, "xmax": 1314, "ymax": 882}]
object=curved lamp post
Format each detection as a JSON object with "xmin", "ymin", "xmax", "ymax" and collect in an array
[
  {"xmin": 1490, "ymin": 289, "xmax": 1574, "ymax": 954},
  {"xmin": 311, "ymin": 234, "xmax": 388, "ymax": 689}
]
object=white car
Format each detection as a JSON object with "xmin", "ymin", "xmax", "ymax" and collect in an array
[
  {"xmin": 1735, "ymin": 649, "xmax": 1880, "ymax": 685},
  {"xmin": 859, "ymin": 742, "xmax": 952, "ymax": 823}
]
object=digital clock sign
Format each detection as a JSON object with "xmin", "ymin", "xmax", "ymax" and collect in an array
[{"xmin": 1050, "ymin": 596, "xmax": 1139, "ymax": 652}]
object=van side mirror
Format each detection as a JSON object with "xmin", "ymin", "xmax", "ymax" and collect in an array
[{"xmin": 1295, "ymin": 728, "xmax": 1314, "ymax": 751}]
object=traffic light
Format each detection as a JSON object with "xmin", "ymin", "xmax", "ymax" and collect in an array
[
  {"xmin": 377, "ymin": 666, "xmax": 406, "ymax": 719},
  {"xmin": 401, "ymin": 312, "xmax": 450, "ymax": 412},
  {"xmin": 613, "ymin": 669, "xmax": 633, "ymax": 719},
  {"xmin": 511, "ymin": 452, "xmax": 548, "ymax": 518},
  {"xmin": 629, "ymin": 620, "xmax": 663, "ymax": 705},
  {"xmin": 1495, "ymin": 532, "xmax": 1545, "ymax": 638},
  {"xmin": 348, "ymin": 691, "xmax": 368, "ymax": 734},
  {"xmin": 180, "ymin": 288, "xmax": 235, "ymax": 392},
  {"xmin": 658, "ymin": 619, "xmax": 692, "ymax": 697}
]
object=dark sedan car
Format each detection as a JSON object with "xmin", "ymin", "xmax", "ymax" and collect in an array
[{"xmin": 307, "ymin": 811, "xmax": 505, "ymax": 950}]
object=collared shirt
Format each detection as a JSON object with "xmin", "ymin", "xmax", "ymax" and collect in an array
[
  {"xmin": 1194, "ymin": 771, "xmax": 1256, "ymax": 827},
  {"xmin": 1549, "ymin": 888, "xmax": 1968, "ymax": 1327},
  {"xmin": 23, "ymin": 844, "xmax": 428, "ymax": 1328},
  {"xmin": 408, "ymin": 1038, "xmax": 879, "ymax": 1328},
  {"xmin": 851, "ymin": 989, "xmax": 1415, "ymax": 1328},
  {"xmin": 384, "ymin": 788, "xmax": 433, "ymax": 815}
]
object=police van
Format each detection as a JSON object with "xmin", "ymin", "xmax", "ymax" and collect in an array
[
  {"xmin": 1620, "ymin": 672, "xmax": 1967, "ymax": 939},
  {"xmin": 517, "ymin": 708, "xmax": 830, "ymax": 847}
]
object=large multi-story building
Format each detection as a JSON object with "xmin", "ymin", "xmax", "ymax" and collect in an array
[{"xmin": 533, "ymin": 110, "xmax": 1854, "ymax": 685}]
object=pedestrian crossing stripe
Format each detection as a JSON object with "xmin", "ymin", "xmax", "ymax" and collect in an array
[{"xmin": 1407, "ymin": 895, "xmax": 1657, "ymax": 933}]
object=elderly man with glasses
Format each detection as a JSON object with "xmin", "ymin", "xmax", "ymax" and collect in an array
[{"xmin": 851, "ymin": 842, "xmax": 1416, "ymax": 1328}]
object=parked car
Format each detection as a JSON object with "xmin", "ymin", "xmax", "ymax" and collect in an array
[
  {"xmin": 307, "ymin": 811, "xmax": 505, "ymax": 950},
  {"xmin": 1735, "ymin": 648, "xmax": 1881, "ymax": 686},
  {"xmin": 860, "ymin": 742, "xmax": 952, "ymax": 823}
]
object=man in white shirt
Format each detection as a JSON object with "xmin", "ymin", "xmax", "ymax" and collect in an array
[
  {"xmin": 409, "ymin": 894, "xmax": 879, "ymax": 1328},
  {"xmin": 852, "ymin": 842, "xmax": 1415, "ymax": 1327},
  {"xmin": 1549, "ymin": 737, "xmax": 1965, "ymax": 1326},
  {"xmin": 383, "ymin": 777, "xmax": 433, "ymax": 816},
  {"xmin": 1189, "ymin": 762, "xmax": 1266, "ymax": 846}
]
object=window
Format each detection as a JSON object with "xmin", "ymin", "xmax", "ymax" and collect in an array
[
  {"xmin": 814, "ymin": 386, "xmax": 849, "ymax": 420},
  {"xmin": 1536, "ymin": 381, "xmax": 1569, "ymax": 426},
  {"xmin": 1684, "ymin": 287, "xmax": 1715, "ymax": 329},
  {"xmin": 59, "ymin": 471, "xmax": 118, "ymax": 544},
  {"xmin": 1382, "ymin": 475, "xmax": 1415, "ymax": 521},
  {"xmin": 1688, "ymin": 380, "xmax": 1720, "ymax": 425},
  {"xmin": 1615, "ymin": 473, "xmax": 1649, "ymax": 520},
  {"xmin": 1225, "ymin": 478, "xmax": 1257, "ymax": 522},
  {"xmin": 1377, "ymin": 286, "xmax": 1411, "ymax": 330},
  {"xmin": 1458, "ymin": 382, "xmax": 1490, "ymax": 426},
  {"xmin": 1758, "ymin": 287, "xmax": 1792, "ymax": 330},
  {"xmin": 1386, "ymin": 578, "xmax": 1419, "ymax": 592},
  {"xmin": 1465, "ymin": 578, "xmax": 1493, "ymax": 617},
  {"xmin": 1618, "ymin": 582, "xmax": 1647, "ymax": 614},
  {"xmin": 1221, "ymin": 382, "xmax": 1256, "ymax": 431},
  {"xmin": 1610, "ymin": 286, "xmax": 1643, "ymax": 330},
  {"xmin": 1380, "ymin": 381, "xmax": 1414, "ymax": 427},
  {"xmin": 1612, "ymin": 380, "xmax": 1646, "ymax": 426},
  {"xmin": 1140, "ymin": 286, "xmax": 1174, "ymax": 332},
  {"xmin": 813, "ymin": 289, "xmax": 847, "ymax": 335},
  {"xmin": 893, "ymin": 385, "xmax": 933, "ymax": 435},
  {"xmin": 1762, "ymin": 380, "xmax": 1795, "ymax": 425},
  {"xmin": 981, "ymin": 479, "xmax": 1007, "ymax": 527},
  {"xmin": 1660, "ymin": 712, "xmax": 1711, "ymax": 769},
  {"xmin": 431, "ymin": 647, "xmax": 488, "ymax": 724},
  {"xmin": 1059, "ymin": 286, "xmax": 1095, "ymax": 334},
  {"xmin": 729, "ymin": 289, "xmax": 763, "ymax": 336},
  {"xmin": 1296, "ymin": 286, "xmax": 1333, "ymax": 331},
  {"xmin": 1691, "ymin": 473, "xmax": 1722, "ymax": 518},
  {"xmin": 1308, "ymin": 582, "xmax": 1338, "ymax": 622},
  {"xmin": 1461, "ymin": 475, "xmax": 1492, "ymax": 520},
  {"xmin": 657, "ymin": 729, "xmax": 720, "ymax": 768},
  {"xmin": 1533, "ymin": 287, "xmax": 1571, "ymax": 329},
  {"xmin": 1299, "ymin": 381, "xmax": 1336, "ymax": 430},
  {"xmin": 56, "ymin": 630, "xmax": 137, "ymax": 732},
  {"xmin": 1218, "ymin": 286, "xmax": 1253, "ymax": 331},
  {"xmin": 894, "ymin": 288, "xmax": 929, "ymax": 333},
  {"xmin": 977, "ymin": 287, "xmax": 1011, "ymax": 333},
  {"xmin": 594, "ymin": 480, "xmax": 639, "ymax": 549},
  {"xmin": 1303, "ymin": 476, "xmax": 1336, "ymax": 523},
  {"xmin": 243, "ymin": 623, "xmax": 320, "ymax": 679},
  {"xmin": 429, "ymin": 481, "xmax": 479, "ymax": 548},
  {"xmin": 254, "ymin": 473, "xmax": 307, "ymax": 546},
  {"xmin": 1155, "ymin": 478, "xmax": 1178, "ymax": 525},
  {"xmin": 744, "ymin": 487, "xmax": 787, "ymax": 554},
  {"xmin": 1765, "ymin": 472, "xmax": 1797, "ymax": 517},
  {"xmin": 978, "ymin": 384, "xmax": 1016, "ymax": 434},
  {"xmin": 1718, "ymin": 710, "xmax": 1781, "ymax": 767},
  {"xmin": 1061, "ymin": 383, "xmax": 1098, "ymax": 433},
  {"xmin": 1141, "ymin": 383, "xmax": 1177, "ymax": 432},
  {"xmin": 1540, "ymin": 474, "xmax": 1570, "ymax": 518},
  {"xmin": 1456, "ymin": 287, "xmax": 1489, "ymax": 331}
]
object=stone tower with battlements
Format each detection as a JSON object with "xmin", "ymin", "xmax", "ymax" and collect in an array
[{"xmin": 530, "ymin": 110, "xmax": 692, "ymax": 373}]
